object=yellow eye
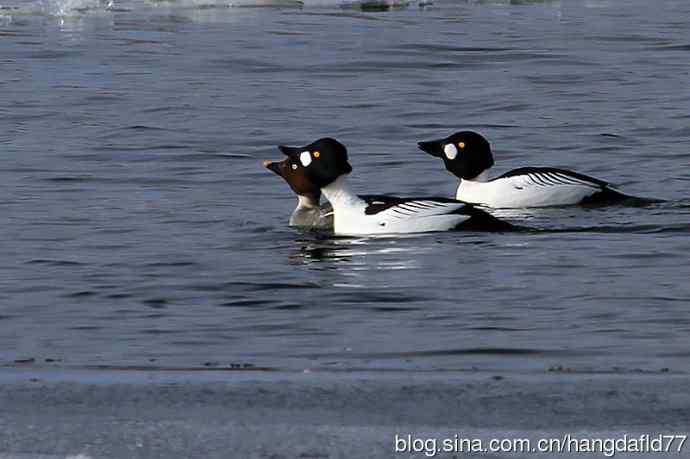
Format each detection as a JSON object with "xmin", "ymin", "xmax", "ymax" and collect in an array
[
  {"xmin": 313, "ymin": 151, "xmax": 320, "ymax": 158},
  {"xmin": 458, "ymin": 142, "xmax": 465, "ymax": 149}
]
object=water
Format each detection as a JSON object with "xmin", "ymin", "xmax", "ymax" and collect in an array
[{"xmin": 1, "ymin": 0, "xmax": 689, "ymax": 375}]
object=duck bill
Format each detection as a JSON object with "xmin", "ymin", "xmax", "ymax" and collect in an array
[
  {"xmin": 263, "ymin": 159, "xmax": 287, "ymax": 178},
  {"xmin": 417, "ymin": 139, "xmax": 444, "ymax": 158}
]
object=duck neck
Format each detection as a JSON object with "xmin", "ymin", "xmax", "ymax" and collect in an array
[
  {"xmin": 295, "ymin": 194, "xmax": 320, "ymax": 211},
  {"xmin": 321, "ymin": 175, "xmax": 363, "ymax": 211},
  {"xmin": 460, "ymin": 169, "xmax": 490, "ymax": 184},
  {"xmin": 289, "ymin": 195, "xmax": 321, "ymax": 227},
  {"xmin": 456, "ymin": 169, "xmax": 490, "ymax": 200}
]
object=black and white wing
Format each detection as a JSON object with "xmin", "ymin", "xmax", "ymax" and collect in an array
[
  {"xmin": 362, "ymin": 195, "xmax": 467, "ymax": 216},
  {"xmin": 494, "ymin": 167, "xmax": 629, "ymax": 205},
  {"xmin": 497, "ymin": 167, "xmax": 607, "ymax": 188},
  {"xmin": 361, "ymin": 195, "xmax": 513, "ymax": 232}
]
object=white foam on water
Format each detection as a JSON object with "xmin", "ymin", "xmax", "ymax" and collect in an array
[
  {"xmin": 145, "ymin": 0, "xmax": 227, "ymax": 6},
  {"xmin": 0, "ymin": 12, "xmax": 13, "ymax": 25},
  {"xmin": 0, "ymin": 454, "xmax": 94, "ymax": 459},
  {"xmin": 302, "ymin": 0, "xmax": 429, "ymax": 7},
  {"xmin": 145, "ymin": 0, "xmax": 301, "ymax": 7},
  {"xmin": 42, "ymin": 0, "xmax": 113, "ymax": 17},
  {"xmin": 1, "ymin": 0, "xmax": 431, "ymax": 15},
  {"xmin": 145, "ymin": 0, "xmax": 429, "ymax": 9}
]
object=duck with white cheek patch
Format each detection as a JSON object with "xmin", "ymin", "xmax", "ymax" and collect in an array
[
  {"xmin": 262, "ymin": 156, "xmax": 334, "ymax": 229},
  {"xmin": 275, "ymin": 137, "xmax": 516, "ymax": 236},
  {"xmin": 418, "ymin": 131, "xmax": 641, "ymax": 209}
]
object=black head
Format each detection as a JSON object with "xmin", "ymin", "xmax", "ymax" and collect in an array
[
  {"xmin": 417, "ymin": 131, "xmax": 494, "ymax": 180},
  {"xmin": 277, "ymin": 137, "xmax": 352, "ymax": 188}
]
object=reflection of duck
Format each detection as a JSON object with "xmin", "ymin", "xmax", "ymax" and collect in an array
[
  {"xmin": 288, "ymin": 234, "xmax": 428, "ymax": 279},
  {"xmin": 291, "ymin": 242, "xmax": 352, "ymax": 264},
  {"xmin": 273, "ymin": 137, "xmax": 515, "ymax": 235},
  {"xmin": 418, "ymin": 131, "xmax": 637, "ymax": 208}
]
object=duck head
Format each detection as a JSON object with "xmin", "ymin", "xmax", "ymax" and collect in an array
[
  {"xmin": 418, "ymin": 131, "xmax": 494, "ymax": 180},
  {"xmin": 276, "ymin": 137, "xmax": 352, "ymax": 188}
]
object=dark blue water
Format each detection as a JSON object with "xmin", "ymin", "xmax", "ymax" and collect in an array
[{"xmin": 1, "ymin": 0, "xmax": 689, "ymax": 375}]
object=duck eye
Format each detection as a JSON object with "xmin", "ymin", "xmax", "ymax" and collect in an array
[
  {"xmin": 299, "ymin": 151, "xmax": 312, "ymax": 167},
  {"xmin": 313, "ymin": 151, "xmax": 320, "ymax": 158},
  {"xmin": 291, "ymin": 163, "xmax": 298, "ymax": 170},
  {"xmin": 443, "ymin": 143, "xmax": 458, "ymax": 160},
  {"xmin": 458, "ymin": 142, "xmax": 465, "ymax": 149}
]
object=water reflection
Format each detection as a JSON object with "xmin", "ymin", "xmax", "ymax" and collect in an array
[{"xmin": 290, "ymin": 231, "xmax": 427, "ymax": 269}]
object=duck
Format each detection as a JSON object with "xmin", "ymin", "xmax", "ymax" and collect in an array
[
  {"xmin": 273, "ymin": 137, "xmax": 515, "ymax": 235},
  {"xmin": 417, "ymin": 131, "xmax": 635, "ymax": 208},
  {"xmin": 263, "ymin": 157, "xmax": 333, "ymax": 229}
]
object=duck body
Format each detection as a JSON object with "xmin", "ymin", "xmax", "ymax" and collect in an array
[
  {"xmin": 418, "ymin": 131, "xmax": 637, "ymax": 209},
  {"xmin": 322, "ymin": 177, "xmax": 511, "ymax": 235},
  {"xmin": 456, "ymin": 167, "xmax": 631, "ymax": 208}
]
